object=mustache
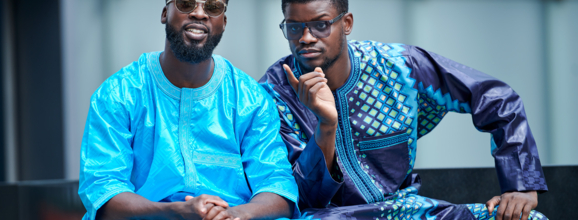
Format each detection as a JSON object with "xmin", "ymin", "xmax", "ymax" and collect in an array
[
  {"xmin": 182, "ymin": 21, "xmax": 210, "ymax": 34},
  {"xmin": 295, "ymin": 46, "xmax": 325, "ymax": 53}
]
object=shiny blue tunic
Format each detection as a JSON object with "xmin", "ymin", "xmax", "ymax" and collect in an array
[{"xmin": 78, "ymin": 52, "xmax": 299, "ymax": 220}]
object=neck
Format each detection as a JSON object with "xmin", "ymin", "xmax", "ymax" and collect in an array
[
  {"xmin": 324, "ymin": 42, "xmax": 351, "ymax": 91},
  {"xmin": 159, "ymin": 40, "xmax": 214, "ymax": 89}
]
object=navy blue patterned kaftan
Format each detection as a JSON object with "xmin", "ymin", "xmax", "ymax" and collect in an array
[{"xmin": 259, "ymin": 41, "xmax": 548, "ymax": 220}]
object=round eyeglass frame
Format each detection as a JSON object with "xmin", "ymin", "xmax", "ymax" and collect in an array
[{"xmin": 166, "ymin": 0, "xmax": 228, "ymax": 17}]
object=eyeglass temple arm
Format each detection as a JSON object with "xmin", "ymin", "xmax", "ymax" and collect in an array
[{"xmin": 329, "ymin": 13, "xmax": 346, "ymax": 24}]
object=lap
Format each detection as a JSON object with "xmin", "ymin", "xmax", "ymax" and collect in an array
[{"xmin": 300, "ymin": 194, "xmax": 548, "ymax": 220}]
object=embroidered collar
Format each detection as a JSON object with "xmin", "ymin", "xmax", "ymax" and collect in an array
[{"xmin": 148, "ymin": 51, "xmax": 226, "ymax": 100}]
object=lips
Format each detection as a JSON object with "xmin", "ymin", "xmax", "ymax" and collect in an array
[
  {"xmin": 184, "ymin": 23, "xmax": 209, "ymax": 41},
  {"xmin": 298, "ymin": 48, "xmax": 323, "ymax": 59}
]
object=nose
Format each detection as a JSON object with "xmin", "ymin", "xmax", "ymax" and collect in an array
[
  {"xmin": 299, "ymin": 27, "xmax": 318, "ymax": 44},
  {"xmin": 189, "ymin": 3, "xmax": 208, "ymax": 20}
]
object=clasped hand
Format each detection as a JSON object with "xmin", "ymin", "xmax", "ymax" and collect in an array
[{"xmin": 176, "ymin": 195, "xmax": 240, "ymax": 220}]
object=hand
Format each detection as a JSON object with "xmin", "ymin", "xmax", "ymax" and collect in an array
[
  {"xmin": 284, "ymin": 64, "xmax": 337, "ymax": 126},
  {"xmin": 185, "ymin": 196, "xmax": 241, "ymax": 220},
  {"xmin": 486, "ymin": 191, "xmax": 538, "ymax": 220},
  {"xmin": 203, "ymin": 206, "xmax": 244, "ymax": 220},
  {"xmin": 173, "ymin": 195, "xmax": 229, "ymax": 220}
]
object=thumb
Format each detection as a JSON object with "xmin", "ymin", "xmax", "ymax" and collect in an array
[
  {"xmin": 314, "ymin": 67, "xmax": 324, "ymax": 75},
  {"xmin": 185, "ymin": 195, "xmax": 194, "ymax": 201},
  {"xmin": 283, "ymin": 64, "xmax": 299, "ymax": 92},
  {"xmin": 485, "ymin": 196, "xmax": 500, "ymax": 214}
]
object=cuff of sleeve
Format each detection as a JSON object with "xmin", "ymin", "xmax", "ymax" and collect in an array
[
  {"xmin": 251, "ymin": 187, "xmax": 301, "ymax": 219},
  {"xmin": 85, "ymin": 187, "xmax": 133, "ymax": 220},
  {"xmin": 293, "ymin": 136, "xmax": 343, "ymax": 208},
  {"xmin": 495, "ymin": 155, "xmax": 548, "ymax": 194}
]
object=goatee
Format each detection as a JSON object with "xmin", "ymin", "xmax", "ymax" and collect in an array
[
  {"xmin": 165, "ymin": 23, "xmax": 223, "ymax": 64},
  {"xmin": 298, "ymin": 33, "xmax": 346, "ymax": 73}
]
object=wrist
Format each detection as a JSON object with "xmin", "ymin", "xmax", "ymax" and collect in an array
[
  {"xmin": 228, "ymin": 206, "xmax": 251, "ymax": 220},
  {"xmin": 318, "ymin": 120, "xmax": 338, "ymax": 131},
  {"xmin": 165, "ymin": 202, "xmax": 185, "ymax": 219},
  {"xmin": 317, "ymin": 116, "xmax": 337, "ymax": 127}
]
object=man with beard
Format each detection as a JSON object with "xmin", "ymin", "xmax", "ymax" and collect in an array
[
  {"xmin": 78, "ymin": 1, "xmax": 298, "ymax": 220},
  {"xmin": 259, "ymin": 0, "xmax": 548, "ymax": 219}
]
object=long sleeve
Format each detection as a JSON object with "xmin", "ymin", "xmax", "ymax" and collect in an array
[
  {"xmin": 239, "ymin": 88, "xmax": 300, "ymax": 216},
  {"xmin": 78, "ymin": 91, "xmax": 136, "ymax": 220},
  {"xmin": 260, "ymin": 81, "xmax": 343, "ymax": 209},
  {"xmin": 408, "ymin": 46, "xmax": 548, "ymax": 193}
]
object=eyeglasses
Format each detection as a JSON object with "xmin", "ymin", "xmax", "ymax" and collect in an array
[
  {"xmin": 279, "ymin": 13, "xmax": 345, "ymax": 40},
  {"xmin": 166, "ymin": 0, "xmax": 227, "ymax": 17}
]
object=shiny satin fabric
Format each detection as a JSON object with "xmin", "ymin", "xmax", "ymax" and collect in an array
[
  {"xmin": 259, "ymin": 40, "xmax": 548, "ymax": 219},
  {"xmin": 78, "ymin": 52, "xmax": 298, "ymax": 220},
  {"xmin": 299, "ymin": 175, "xmax": 547, "ymax": 220}
]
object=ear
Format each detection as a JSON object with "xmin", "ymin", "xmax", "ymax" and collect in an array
[
  {"xmin": 161, "ymin": 6, "xmax": 168, "ymax": 24},
  {"xmin": 223, "ymin": 15, "xmax": 227, "ymax": 32},
  {"xmin": 343, "ymin": 12, "xmax": 353, "ymax": 35}
]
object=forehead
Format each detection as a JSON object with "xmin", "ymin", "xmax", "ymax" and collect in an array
[{"xmin": 284, "ymin": 1, "xmax": 339, "ymax": 22}]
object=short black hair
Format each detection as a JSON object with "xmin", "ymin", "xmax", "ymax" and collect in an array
[{"xmin": 282, "ymin": 0, "xmax": 348, "ymax": 15}]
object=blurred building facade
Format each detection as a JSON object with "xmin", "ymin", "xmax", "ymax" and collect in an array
[{"xmin": 1, "ymin": 0, "xmax": 577, "ymax": 182}]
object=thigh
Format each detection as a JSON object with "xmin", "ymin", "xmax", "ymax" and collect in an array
[{"xmin": 302, "ymin": 194, "xmax": 475, "ymax": 220}]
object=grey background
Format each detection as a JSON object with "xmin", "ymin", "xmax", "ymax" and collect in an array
[{"xmin": 39, "ymin": 0, "xmax": 578, "ymax": 180}]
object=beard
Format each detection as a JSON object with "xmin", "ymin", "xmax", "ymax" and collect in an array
[
  {"xmin": 297, "ymin": 33, "xmax": 346, "ymax": 73},
  {"xmin": 165, "ymin": 23, "xmax": 223, "ymax": 64}
]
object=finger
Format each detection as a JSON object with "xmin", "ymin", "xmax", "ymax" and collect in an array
[
  {"xmin": 302, "ymin": 77, "xmax": 328, "ymax": 104},
  {"xmin": 201, "ymin": 195, "xmax": 229, "ymax": 208},
  {"xmin": 496, "ymin": 196, "xmax": 509, "ymax": 220},
  {"xmin": 503, "ymin": 198, "xmax": 517, "ymax": 220},
  {"xmin": 314, "ymin": 67, "xmax": 324, "ymax": 74},
  {"xmin": 185, "ymin": 195, "xmax": 194, "ymax": 201},
  {"xmin": 283, "ymin": 64, "xmax": 299, "ymax": 92},
  {"xmin": 511, "ymin": 203, "xmax": 524, "ymax": 220},
  {"xmin": 486, "ymin": 196, "xmax": 501, "ymax": 214},
  {"xmin": 521, "ymin": 204, "xmax": 532, "ymax": 220},
  {"xmin": 202, "ymin": 203, "xmax": 215, "ymax": 214},
  {"xmin": 213, "ymin": 211, "xmax": 231, "ymax": 220},
  {"xmin": 204, "ymin": 206, "xmax": 225, "ymax": 220},
  {"xmin": 297, "ymin": 72, "xmax": 325, "ymax": 101},
  {"xmin": 307, "ymin": 82, "xmax": 327, "ymax": 105}
]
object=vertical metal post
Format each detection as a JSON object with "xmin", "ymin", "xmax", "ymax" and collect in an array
[{"xmin": 2, "ymin": 0, "xmax": 17, "ymax": 183}]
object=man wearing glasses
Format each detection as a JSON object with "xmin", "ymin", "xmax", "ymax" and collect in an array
[
  {"xmin": 259, "ymin": 0, "xmax": 548, "ymax": 219},
  {"xmin": 78, "ymin": 1, "xmax": 298, "ymax": 220}
]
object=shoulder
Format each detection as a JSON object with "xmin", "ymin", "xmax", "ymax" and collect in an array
[
  {"xmin": 348, "ymin": 40, "xmax": 427, "ymax": 72},
  {"xmin": 348, "ymin": 40, "xmax": 418, "ymax": 58},
  {"xmin": 258, "ymin": 55, "xmax": 294, "ymax": 87},
  {"xmin": 216, "ymin": 55, "xmax": 275, "ymax": 109},
  {"xmin": 91, "ymin": 52, "xmax": 156, "ymax": 109}
]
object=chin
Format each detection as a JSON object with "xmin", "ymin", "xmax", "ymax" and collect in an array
[{"xmin": 297, "ymin": 58, "xmax": 323, "ymax": 71}]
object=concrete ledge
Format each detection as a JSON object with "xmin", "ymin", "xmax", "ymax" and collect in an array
[
  {"xmin": 0, "ymin": 166, "xmax": 574, "ymax": 219},
  {"xmin": 416, "ymin": 166, "xmax": 577, "ymax": 219}
]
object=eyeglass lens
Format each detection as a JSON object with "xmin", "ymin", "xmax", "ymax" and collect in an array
[
  {"xmin": 282, "ymin": 21, "xmax": 332, "ymax": 40},
  {"xmin": 175, "ymin": 0, "xmax": 226, "ymax": 17}
]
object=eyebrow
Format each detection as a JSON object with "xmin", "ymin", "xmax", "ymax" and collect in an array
[{"xmin": 285, "ymin": 14, "xmax": 331, "ymax": 23}]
